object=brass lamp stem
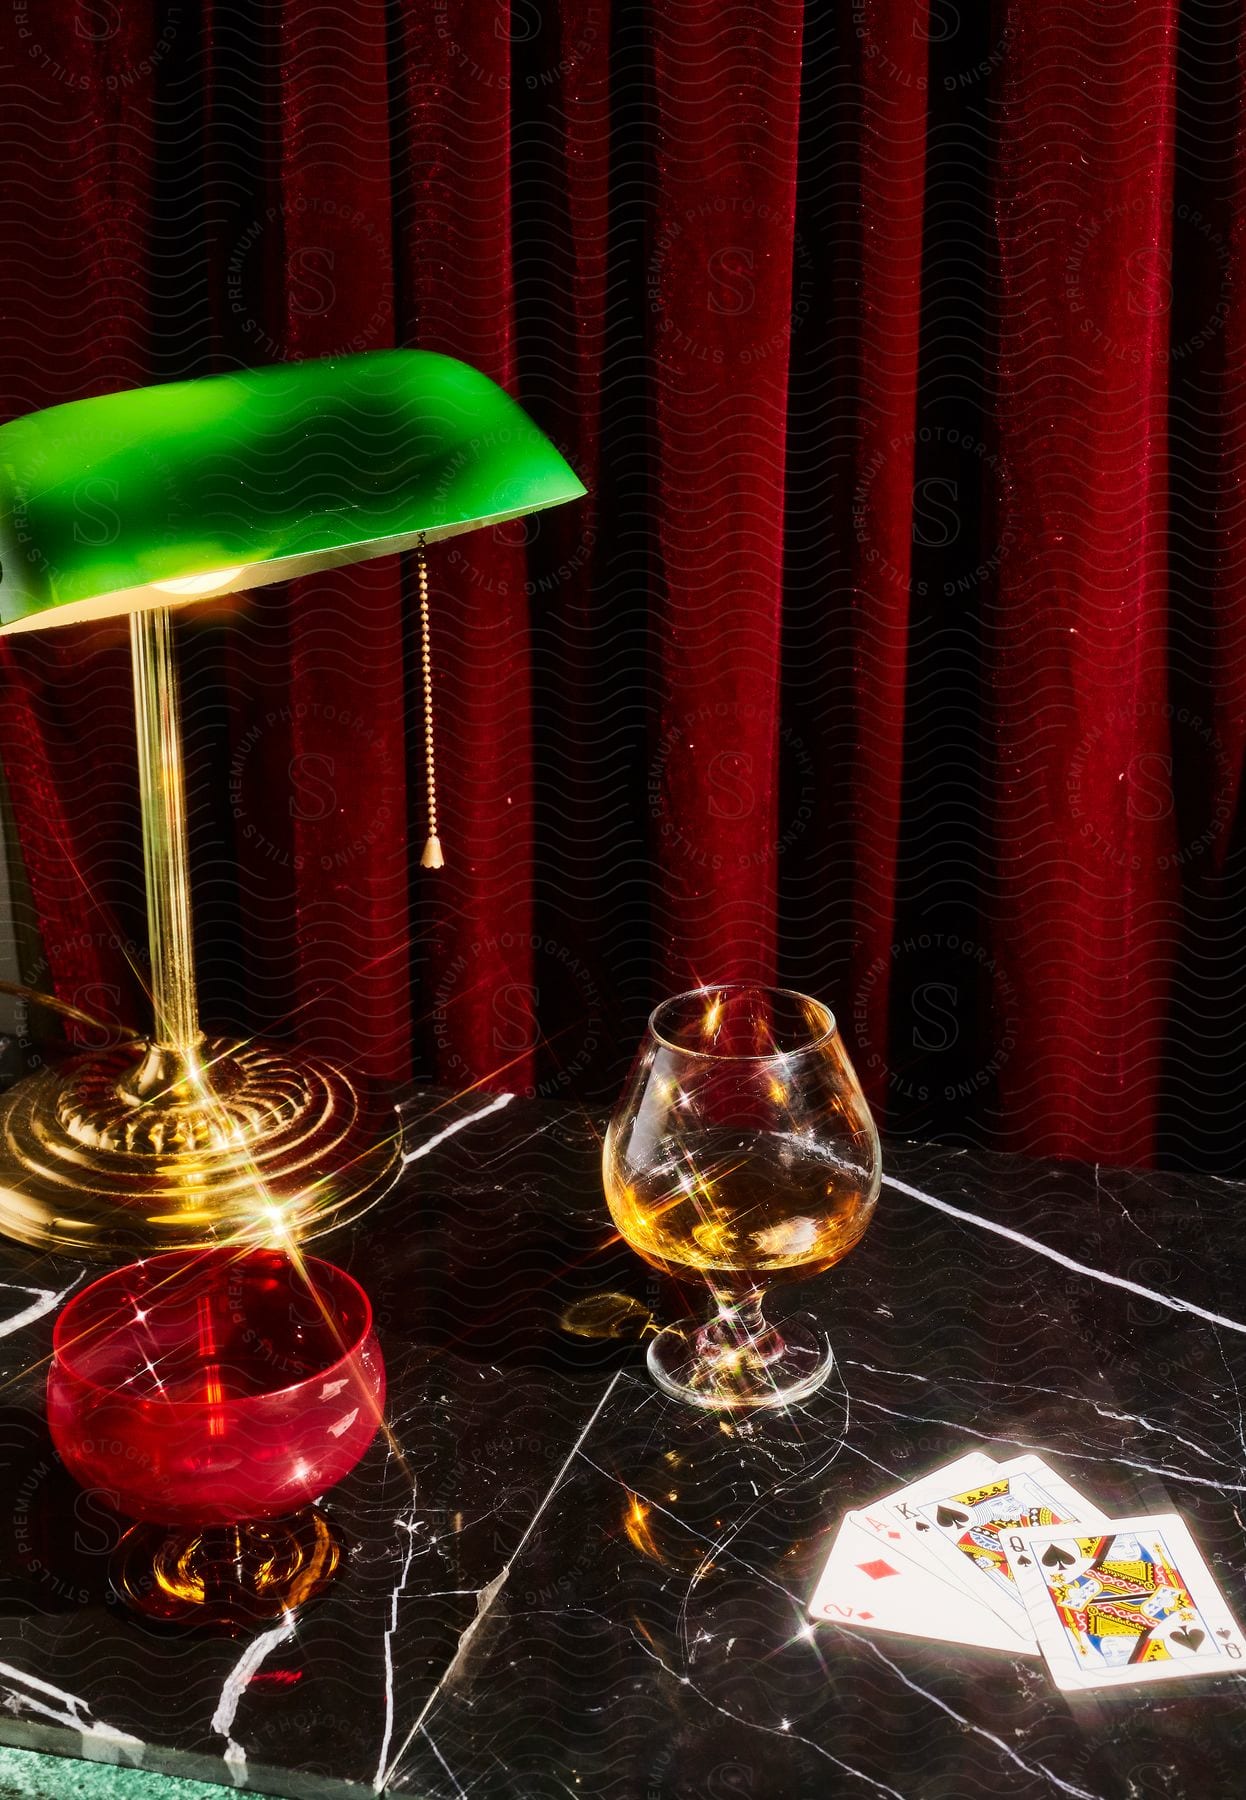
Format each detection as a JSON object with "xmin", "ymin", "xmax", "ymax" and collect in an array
[
  {"xmin": 0, "ymin": 594, "xmax": 400, "ymax": 1240},
  {"xmin": 129, "ymin": 606, "xmax": 203, "ymax": 1076}
]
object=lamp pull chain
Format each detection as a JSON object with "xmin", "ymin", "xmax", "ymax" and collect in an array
[{"xmin": 416, "ymin": 533, "xmax": 445, "ymax": 870}]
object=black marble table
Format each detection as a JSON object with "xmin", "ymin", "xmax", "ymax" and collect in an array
[{"xmin": 0, "ymin": 1088, "xmax": 1241, "ymax": 1799}]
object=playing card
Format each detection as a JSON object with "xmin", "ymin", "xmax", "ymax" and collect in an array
[
  {"xmin": 809, "ymin": 1513, "xmax": 1038, "ymax": 1654},
  {"xmin": 911, "ymin": 1453, "xmax": 1108, "ymax": 1623},
  {"xmin": 853, "ymin": 1451, "xmax": 1004, "ymax": 1602},
  {"xmin": 1003, "ymin": 1513, "xmax": 1246, "ymax": 1691}
]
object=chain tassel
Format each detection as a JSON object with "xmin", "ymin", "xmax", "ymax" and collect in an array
[{"xmin": 416, "ymin": 534, "xmax": 444, "ymax": 869}]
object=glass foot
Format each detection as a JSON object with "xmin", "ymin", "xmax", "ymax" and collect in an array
[
  {"xmin": 112, "ymin": 1506, "xmax": 342, "ymax": 1628},
  {"xmin": 646, "ymin": 1309, "xmax": 833, "ymax": 1411}
]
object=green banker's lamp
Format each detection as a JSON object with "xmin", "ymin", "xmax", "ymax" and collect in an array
[{"xmin": 0, "ymin": 350, "xmax": 585, "ymax": 1254}]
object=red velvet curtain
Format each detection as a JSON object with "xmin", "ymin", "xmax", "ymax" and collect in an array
[{"xmin": 1, "ymin": 1, "xmax": 1243, "ymax": 1170}]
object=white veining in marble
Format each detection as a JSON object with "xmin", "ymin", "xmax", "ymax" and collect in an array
[
  {"xmin": 841, "ymin": 1360, "xmax": 1224, "ymax": 1467},
  {"xmin": 0, "ymin": 1662, "xmax": 142, "ymax": 1760},
  {"xmin": 883, "ymin": 1172, "xmax": 1246, "ymax": 1334},
  {"xmin": 854, "ymin": 1637, "xmax": 1105, "ymax": 1800},
  {"xmin": 597, "ymin": 1593, "xmax": 913, "ymax": 1800},
  {"xmin": 422, "ymin": 1724, "xmax": 470, "ymax": 1799},
  {"xmin": 211, "ymin": 1611, "xmax": 297, "ymax": 1787},
  {"xmin": 401, "ymin": 1093, "xmax": 515, "ymax": 1166},
  {"xmin": 373, "ymin": 1504, "xmax": 423, "ymax": 1791},
  {"xmin": 847, "ymin": 1393, "xmax": 1246, "ymax": 1493},
  {"xmin": 0, "ymin": 1274, "xmax": 84, "ymax": 1340},
  {"xmin": 380, "ymin": 1371, "xmax": 624, "ymax": 1792}
]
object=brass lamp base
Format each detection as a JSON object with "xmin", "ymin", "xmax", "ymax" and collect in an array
[{"xmin": 0, "ymin": 1036, "xmax": 400, "ymax": 1254}]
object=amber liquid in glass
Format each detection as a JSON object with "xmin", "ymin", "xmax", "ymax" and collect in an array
[{"xmin": 605, "ymin": 1127, "xmax": 876, "ymax": 1290}]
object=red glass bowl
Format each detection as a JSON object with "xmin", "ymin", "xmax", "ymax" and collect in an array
[{"xmin": 47, "ymin": 1248, "xmax": 385, "ymax": 1526}]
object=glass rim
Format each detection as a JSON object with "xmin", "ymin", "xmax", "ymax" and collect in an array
[
  {"xmin": 647, "ymin": 983, "xmax": 838, "ymax": 1061},
  {"xmin": 51, "ymin": 1246, "xmax": 375, "ymax": 1410}
]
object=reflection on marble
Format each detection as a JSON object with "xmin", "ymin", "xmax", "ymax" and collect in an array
[{"xmin": 0, "ymin": 1093, "xmax": 1240, "ymax": 1796}]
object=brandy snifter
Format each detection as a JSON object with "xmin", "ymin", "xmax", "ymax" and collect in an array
[{"xmin": 604, "ymin": 985, "xmax": 880, "ymax": 1410}]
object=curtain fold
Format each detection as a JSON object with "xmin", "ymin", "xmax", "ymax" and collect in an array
[
  {"xmin": 277, "ymin": 0, "xmax": 410, "ymax": 1083},
  {"xmin": 839, "ymin": 0, "xmax": 931, "ymax": 1103},
  {"xmin": 0, "ymin": 3, "xmax": 158, "ymax": 1044},
  {"xmin": 989, "ymin": 0, "xmax": 1181, "ymax": 1164},
  {"xmin": 1, "ymin": 2, "xmax": 1243, "ymax": 1169},
  {"xmin": 646, "ymin": 0, "xmax": 804, "ymax": 987},
  {"xmin": 395, "ymin": 0, "xmax": 537, "ymax": 1097}
]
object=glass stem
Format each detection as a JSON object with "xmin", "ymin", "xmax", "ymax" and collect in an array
[
  {"xmin": 699, "ymin": 1289, "xmax": 776, "ymax": 1360},
  {"xmin": 130, "ymin": 606, "xmax": 202, "ymax": 1067},
  {"xmin": 730, "ymin": 1293, "xmax": 768, "ymax": 1343}
]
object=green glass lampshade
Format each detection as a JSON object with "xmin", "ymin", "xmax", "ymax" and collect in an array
[{"xmin": 0, "ymin": 348, "xmax": 585, "ymax": 634}]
